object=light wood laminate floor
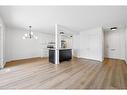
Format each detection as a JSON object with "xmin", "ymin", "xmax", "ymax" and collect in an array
[{"xmin": 0, "ymin": 58, "xmax": 127, "ymax": 89}]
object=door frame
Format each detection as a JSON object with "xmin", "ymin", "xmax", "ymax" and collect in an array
[
  {"xmin": 103, "ymin": 28, "xmax": 125, "ymax": 60},
  {"xmin": 0, "ymin": 24, "xmax": 5, "ymax": 68}
]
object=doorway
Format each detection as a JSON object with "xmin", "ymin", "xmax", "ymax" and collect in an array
[{"xmin": 103, "ymin": 26, "xmax": 125, "ymax": 60}]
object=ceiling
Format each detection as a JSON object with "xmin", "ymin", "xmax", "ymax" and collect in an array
[{"xmin": 0, "ymin": 6, "xmax": 127, "ymax": 34}]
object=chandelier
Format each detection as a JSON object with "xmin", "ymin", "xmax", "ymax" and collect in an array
[{"xmin": 22, "ymin": 26, "xmax": 38, "ymax": 39}]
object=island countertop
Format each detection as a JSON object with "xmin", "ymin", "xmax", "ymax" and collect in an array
[{"xmin": 49, "ymin": 48, "xmax": 72, "ymax": 50}]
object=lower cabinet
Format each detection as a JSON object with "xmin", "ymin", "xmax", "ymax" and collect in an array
[{"xmin": 49, "ymin": 49, "xmax": 72, "ymax": 64}]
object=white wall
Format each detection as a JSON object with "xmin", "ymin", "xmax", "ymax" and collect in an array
[
  {"xmin": 73, "ymin": 26, "xmax": 126, "ymax": 62},
  {"xmin": 0, "ymin": 17, "xmax": 6, "ymax": 68},
  {"xmin": 73, "ymin": 27, "xmax": 103, "ymax": 62},
  {"xmin": 73, "ymin": 33, "xmax": 80, "ymax": 57},
  {"xmin": 5, "ymin": 28, "xmax": 54, "ymax": 62},
  {"xmin": 125, "ymin": 27, "xmax": 127, "ymax": 63}
]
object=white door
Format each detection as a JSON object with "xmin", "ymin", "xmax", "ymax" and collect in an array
[{"xmin": 104, "ymin": 29, "xmax": 124, "ymax": 59}]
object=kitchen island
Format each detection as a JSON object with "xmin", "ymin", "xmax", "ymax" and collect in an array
[{"xmin": 49, "ymin": 49, "xmax": 72, "ymax": 64}]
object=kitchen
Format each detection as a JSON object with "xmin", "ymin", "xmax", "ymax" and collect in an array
[{"xmin": 47, "ymin": 24, "xmax": 73, "ymax": 64}]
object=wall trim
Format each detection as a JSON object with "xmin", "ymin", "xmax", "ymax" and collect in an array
[
  {"xmin": 5, "ymin": 57, "xmax": 47, "ymax": 63},
  {"xmin": 76, "ymin": 56, "xmax": 102, "ymax": 62}
]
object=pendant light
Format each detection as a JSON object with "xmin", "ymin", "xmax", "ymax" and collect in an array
[{"xmin": 22, "ymin": 26, "xmax": 38, "ymax": 39}]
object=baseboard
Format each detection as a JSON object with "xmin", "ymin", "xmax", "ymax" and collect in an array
[
  {"xmin": 104, "ymin": 57, "xmax": 125, "ymax": 61},
  {"xmin": 79, "ymin": 56, "xmax": 102, "ymax": 62},
  {"xmin": 74, "ymin": 57, "xmax": 101, "ymax": 62},
  {"xmin": 40, "ymin": 56, "xmax": 48, "ymax": 59},
  {"xmin": 6, "ymin": 57, "xmax": 44, "ymax": 63}
]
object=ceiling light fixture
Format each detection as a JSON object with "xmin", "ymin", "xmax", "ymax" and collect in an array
[
  {"xmin": 60, "ymin": 32, "xmax": 64, "ymax": 35},
  {"xmin": 110, "ymin": 27, "xmax": 117, "ymax": 31},
  {"xmin": 22, "ymin": 26, "xmax": 38, "ymax": 39}
]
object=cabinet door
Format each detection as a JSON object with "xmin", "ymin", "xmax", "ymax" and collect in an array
[
  {"xmin": 66, "ymin": 49, "xmax": 72, "ymax": 60},
  {"xmin": 59, "ymin": 50, "xmax": 66, "ymax": 61},
  {"xmin": 59, "ymin": 49, "xmax": 72, "ymax": 62},
  {"xmin": 49, "ymin": 50, "xmax": 55, "ymax": 63}
]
